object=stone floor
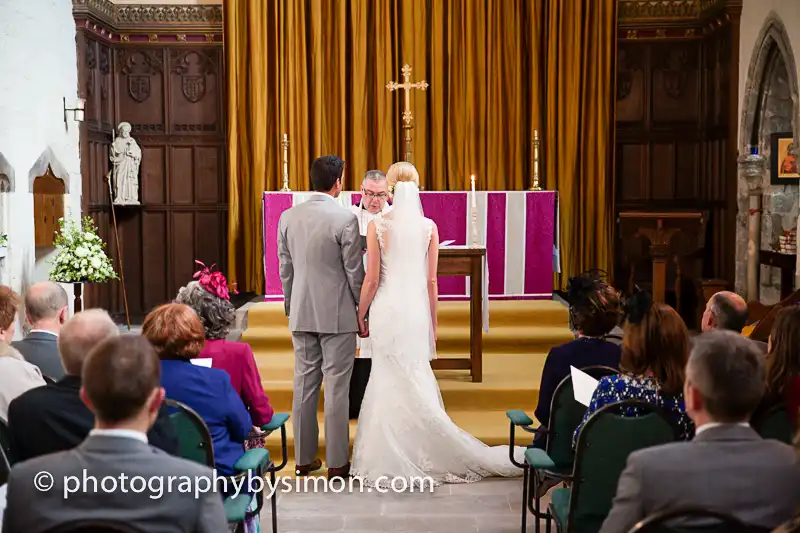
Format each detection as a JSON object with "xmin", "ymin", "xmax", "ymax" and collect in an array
[{"xmin": 262, "ymin": 478, "xmax": 553, "ymax": 533}]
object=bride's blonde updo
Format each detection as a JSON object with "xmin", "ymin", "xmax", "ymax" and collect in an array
[{"xmin": 386, "ymin": 162, "xmax": 420, "ymax": 194}]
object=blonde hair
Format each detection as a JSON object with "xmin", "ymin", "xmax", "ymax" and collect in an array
[{"xmin": 386, "ymin": 162, "xmax": 420, "ymax": 189}]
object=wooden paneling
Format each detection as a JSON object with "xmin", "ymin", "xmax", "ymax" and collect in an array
[
  {"xmin": 615, "ymin": 11, "xmax": 741, "ymax": 304},
  {"xmin": 79, "ymin": 32, "xmax": 226, "ymax": 321}
]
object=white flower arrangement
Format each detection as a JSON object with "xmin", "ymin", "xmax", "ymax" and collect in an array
[{"xmin": 49, "ymin": 216, "xmax": 118, "ymax": 283}]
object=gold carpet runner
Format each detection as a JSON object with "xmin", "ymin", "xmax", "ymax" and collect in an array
[{"xmin": 244, "ymin": 300, "xmax": 572, "ymax": 472}]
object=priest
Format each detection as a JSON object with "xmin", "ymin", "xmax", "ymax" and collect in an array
[
  {"xmin": 350, "ymin": 169, "xmax": 392, "ymax": 251},
  {"xmin": 348, "ymin": 169, "xmax": 391, "ymax": 418}
]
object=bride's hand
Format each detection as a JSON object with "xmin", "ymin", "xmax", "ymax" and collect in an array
[{"xmin": 358, "ymin": 316, "xmax": 369, "ymax": 337}]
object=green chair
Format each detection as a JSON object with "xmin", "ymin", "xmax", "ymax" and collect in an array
[
  {"xmin": 166, "ymin": 399, "xmax": 290, "ymax": 533},
  {"xmin": 506, "ymin": 365, "xmax": 618, "ymax": 533},
  {"xmin": 751, "ymin": 404, "xmax": 793, "ymax": 445},
  {"xmin": 545, "ymin": 399, "xmax": 681, "ymax": 533}
]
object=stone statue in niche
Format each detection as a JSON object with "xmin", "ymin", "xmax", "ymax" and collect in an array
[{"xmin": 110, "ymin": 122, "xmax": 141, "ymax": 205}]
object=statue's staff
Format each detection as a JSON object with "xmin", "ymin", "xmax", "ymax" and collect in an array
[{"xmin": 106, "ymin": 127, "xmax": 131, "ymax": 330}]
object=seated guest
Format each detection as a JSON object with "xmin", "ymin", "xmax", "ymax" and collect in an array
[
  {"xmin": 143, "ymin": 303, "xmax": 252, "ymax": 476},
  {"xmin": 599, "ymin": 331, "xmax": 800, "ymax": 533},
  {"xmin": 573, "ymin": 291, "xmax": 694, "ymax": 446},
  {"xmin": 534, "ymin": 273, "xmax": 622, "ymax": 448},
  {"xmin": 175, "ymin": 264, "xmax": 274, "ymax": 426},
  {"xmin": 763, "ymin": 306, "xmax": 800, "ymax": 424},
  {"xmin": 0, "ymin": 286, "xmax": 45, "ymax": 419},
  {"xmin": 2, "ymin": 334, "xmax": 226, "ymax": 533},
  {"xmin": 700, "ymin": 290, "xmax": 748, "ymax": 333},
  {"xmin": 12, "ymin": 281, "xmax": 68, "ymax": 380},
  {"xmin": 7, "ymin": 309, "xmax": 177, "ymax": 463}
]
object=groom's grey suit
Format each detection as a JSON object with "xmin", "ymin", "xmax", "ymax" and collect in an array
[{"xmin": 278, "ymin": 193, "xmax": 365, "ymax": 469}]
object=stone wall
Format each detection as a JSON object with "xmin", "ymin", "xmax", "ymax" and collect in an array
[
  {"xmin": 737, "ymin": 1, "xmax": 800, "ymax": 302},
  {"xmin": 0, "ymin": 0, "xmax": 83, "ymax": 337}
]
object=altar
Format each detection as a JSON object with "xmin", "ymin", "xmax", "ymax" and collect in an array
[{"xmin": 262, "ymin": 190, "xmax": 558, "ymax": 300}]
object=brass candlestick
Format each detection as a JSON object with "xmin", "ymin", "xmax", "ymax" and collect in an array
[
  {"xmin": 280, "ymin": 133, "xmax": 291, "ymax": 191},
  {"xmin": 529, "ymin": 130, "xmax": 542, "ymax": 191}
]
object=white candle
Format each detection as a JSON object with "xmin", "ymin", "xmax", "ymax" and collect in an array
[
  {"xmin": 282, "ymin": 133, "xmax": 289, "ymax": 179},
  {"xmin": 471, "ymin": 174, "xmax": 476, "ymax": 207},
  {"xmin": 533, "ymin": 130, "xmax": 539, "ymax": 181}
]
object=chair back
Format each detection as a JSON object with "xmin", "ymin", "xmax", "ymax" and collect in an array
[
  {"xmin": 165, "ymin": 399, "xmax": 215, "ymax": 468},
  {"xmin": 43, "ymin": 520, "xmax": 146, "ymax": 533},
  {"xmin": 545, "ymin": 365, "xmax": 618, "ymax": 470},
  {"xmin": 751, "ymin": 404, "xmax": 793, "ymax": 444},
  {"xmin": 567, "ymin": 400, "xmax": 682, "ymax": 533},
  {"xmin": 626, "ymin": 506, "xmax": 765, "ymax": 533},
  {"xmin": 0, "ymin": 440, "xmax": 9, "ymax": 486},
  {"xmin": 0, "ymin": 416, "xmax": 12, "ymax": 466}
]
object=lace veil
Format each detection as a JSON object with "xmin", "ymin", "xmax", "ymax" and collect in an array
[{"xmin": 378, "ymin": 180, "xmax": 436, "ymax": 360}]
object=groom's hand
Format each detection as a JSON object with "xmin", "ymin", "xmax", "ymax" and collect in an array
[{"xmin": 358, "ymin": 316, "xmax": 369, "ymax": 338}]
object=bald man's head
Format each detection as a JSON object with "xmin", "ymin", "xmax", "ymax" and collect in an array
[
  {"xmin": 59, "ymin": 309, "xmax": 120, "ymax": 375},
  {"xmin": 702, "ymin": 291, "xmax": 748, "ymax": 333},
  {"xmin": 25, "ymin": 281, "xmax": 68, "ymax": 329}
]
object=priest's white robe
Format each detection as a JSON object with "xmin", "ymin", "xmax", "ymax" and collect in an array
[{"xmin": 350, "ymin": 201, "xmax": 392, "ymax": 359}]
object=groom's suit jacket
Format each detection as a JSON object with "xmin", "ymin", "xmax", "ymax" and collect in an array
[{"xmin": 278, "ymin": 193, "xmax": 365, "ymax": 333}]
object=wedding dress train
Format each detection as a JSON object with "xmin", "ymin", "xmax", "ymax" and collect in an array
[{"xmin": 350, "ymin": 182, "xmax": 524, "ymax": 488}]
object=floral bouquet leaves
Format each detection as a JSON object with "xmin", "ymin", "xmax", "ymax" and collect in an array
[{"xmin": 49, "ymin": 216, "xmax": 119, "ymax": 283}]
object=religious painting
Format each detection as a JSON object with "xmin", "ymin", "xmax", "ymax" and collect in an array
[{"xmin": 771, "ymin": 132, "xmax": 800, "ymax": 185}]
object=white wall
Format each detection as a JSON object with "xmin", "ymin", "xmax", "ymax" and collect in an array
[
  {"xmin": 738, "ymin": 0, "xmax": 800, "ymax": 148},
  {"xmin": 0, "ymin": 0, "xmax": 83, "ymax": 336}
]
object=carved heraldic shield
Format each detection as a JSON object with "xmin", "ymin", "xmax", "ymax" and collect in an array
[
  {"xmin": 129, "ymin": 75, "xmax": 150, "ymax": 103},
  {"xmin": 182, "ymin": 76, "xmax": 205, "ymax": 103}
]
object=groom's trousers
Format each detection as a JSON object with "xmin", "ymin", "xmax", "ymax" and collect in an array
[{"xmin": 291, "ymin": 331, "xmax": 355, "ymax": 469}]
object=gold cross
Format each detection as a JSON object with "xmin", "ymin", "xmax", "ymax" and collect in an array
[{"xmin": 387, "ymin": 64, "xmax": 428, "ymax": 161}]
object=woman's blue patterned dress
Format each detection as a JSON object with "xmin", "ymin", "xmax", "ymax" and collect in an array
[{"xmin": 572, "ymin": 374, "xmax": 695, "ymax": 447}]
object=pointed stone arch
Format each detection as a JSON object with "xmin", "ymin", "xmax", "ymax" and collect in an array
[
  {"xmin": 0, "ymin": 152, "xmax": 15, "ymax": 193},
  {"xmin": 740, "ymin": 12, "xmax": 799, "ymax": 151},
  {"xmin": 28, "ymin": 146, "xmax": 70, "ymax": 194}
]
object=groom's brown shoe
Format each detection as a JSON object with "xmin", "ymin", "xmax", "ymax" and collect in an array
[
  {"xmin": 295, "ymin": 459, "xmax": 322, "ymax": 476},
  {"xmin": 327, "ymin": 462, "xmax": 351, "ymax": 480}
]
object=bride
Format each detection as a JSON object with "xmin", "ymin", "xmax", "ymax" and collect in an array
[{"xmin": 350, "ymin": 162, "xmax": 524, "ymax": 488}]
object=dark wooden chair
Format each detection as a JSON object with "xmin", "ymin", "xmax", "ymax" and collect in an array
[{"xmin": 744, "ymin": 288, "xmax": 800, "ymax": 342}]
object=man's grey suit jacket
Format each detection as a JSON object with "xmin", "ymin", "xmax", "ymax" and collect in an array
[
  {"xmin": 12, "ymin": 332, "xmax": 65, "ymax": 380},
  {"xmin": 599, "ymin": 424, "xmax": 800, "ymax": 533},
  {"xmin": 278, "ymin": 194, "xmax": 365, "ymax": 334},
  {"xmin": 2, "ymin": 435, "xmax": 227, "ymax": 533}
]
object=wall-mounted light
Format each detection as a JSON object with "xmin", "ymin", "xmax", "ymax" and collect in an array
[{"xmin": 63, "ymin": 97, "xmax": 85, "ymax": 124}]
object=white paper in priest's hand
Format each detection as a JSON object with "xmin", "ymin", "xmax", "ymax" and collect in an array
[
  {"xmin": 190, "ymin": 358, "xmax": 213, "ymax": 368},
  {"xmin": 440, "ymin": 240, "xmax": 455, "ymax": 247},
  {"xmin": 570, "ymin": 366, "xmax": 599, "ymax": 407}
]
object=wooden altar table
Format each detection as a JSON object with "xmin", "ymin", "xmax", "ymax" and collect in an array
[
  {"xmin": 434, "ymin": 246, "xmax": 485, "ymax": 382},
  {"xmin": 262, "ymin": 190, "xmax": 558, "ymax": 301}
]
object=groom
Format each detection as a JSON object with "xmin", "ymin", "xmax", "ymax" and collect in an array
[{"xmin": 277, "ymin": 155, "xmax": 365, "ymax": 479}]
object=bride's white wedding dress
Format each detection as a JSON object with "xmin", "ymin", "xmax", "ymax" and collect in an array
[{"xmin": 350, "ymin": 181, "xmax": 524, "ymax": 488}]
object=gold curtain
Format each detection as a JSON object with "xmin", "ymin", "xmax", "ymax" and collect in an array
[
  {"xmin": 225, "ymin": 0, "xmax": 616, "ymax": 293},
  {"xmin": 539, "ymin": 0, "xmax": 618, "ymax": 289}
]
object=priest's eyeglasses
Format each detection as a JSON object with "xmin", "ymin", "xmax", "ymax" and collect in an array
[{"xmin": 363, "ymin": 191, "xmax": 387, "ymax": 199}]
